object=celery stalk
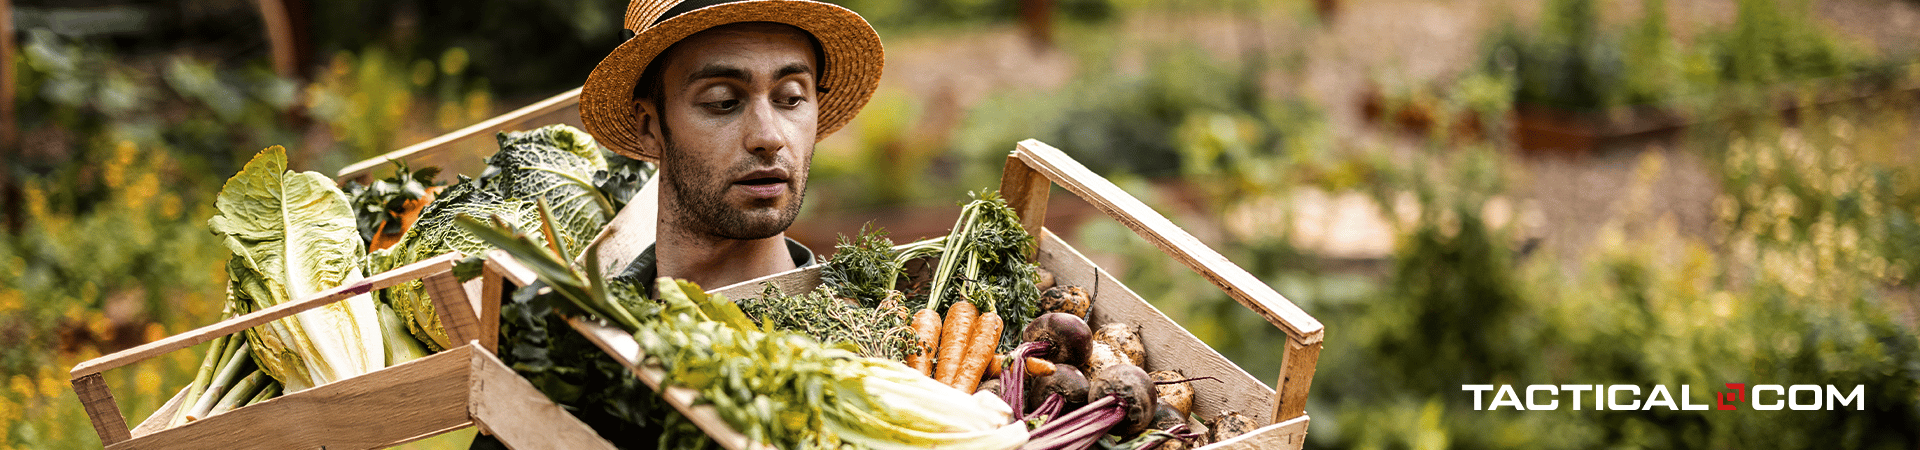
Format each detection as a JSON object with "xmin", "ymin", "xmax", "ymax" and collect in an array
[
  {"xmin": 207, "ymin": 370, "xmax": 269, "ymax": 417},
  {"xmin": 169, "ymin": 333, "xmax": 227, "ymax": 427},
  {"xmin": 186, "ymin": 341, "xmax": 252, "ymax": 422},
  {"xmin": 244, "ymin": 381, "xmax": 281, "ymax": 406},
  {"xmin": 171, "ymin": 301, "xmax": 239, "ymax": 427}
]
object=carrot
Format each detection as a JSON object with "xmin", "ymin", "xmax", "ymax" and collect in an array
[
  {"xmin": 955, "ymin": 310, "xmax": 1003, "ymax": 393},
  {"xmin": 905, "ymin": 308, "xmax": 942, "ymax": 375},
  {"xmin": 992, "ymin": 355, "xmax": 1056, "ymax": 377},
  {"xmin": 933, "ymin": 300, "xmax": 979, "ymax": 385}
]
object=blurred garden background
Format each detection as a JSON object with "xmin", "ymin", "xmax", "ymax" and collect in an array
[{"xmin": 4, "ymin": 0, "xmax": 1920, "ymax": 448}]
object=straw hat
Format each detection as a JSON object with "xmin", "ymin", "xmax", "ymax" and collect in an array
[{"xmin": 581, "ymin": 0, "xmax": 884, "ymax": 161}]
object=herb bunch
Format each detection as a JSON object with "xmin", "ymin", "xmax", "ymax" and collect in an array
[{"xmin": 740, "ymin": 284, "xmax": 918, "ymax": 359}]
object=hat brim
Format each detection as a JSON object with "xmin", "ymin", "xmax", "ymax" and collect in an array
[{"xmin": 581, "ymin": 0, "xmax": 883, "ymax": 161}]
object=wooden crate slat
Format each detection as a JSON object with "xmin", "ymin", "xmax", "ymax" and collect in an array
[
  {"xmin": 564, "ymin": 317, "xmax": 773, "ymax": 450},
  {"xmin": 1275, "ymin": 338, "xmax": 1322, "ymax": 423},
  {"xmin": 1203, "ymin": 414, "xmax": 1310, "ymax": 450},
  {"xmin": 105, "ymin": 346, "xmax": 477, "ymax": 450},
  {"xmin": 70, "ymin": 253, "xmax": 462, "ymax": 378},
  {"xmin": 999, "ymin": 152, "xmax": 1052, "ymax": 243},
  {"xmin": 468, "ymin": 346, "xmax": 618, "ymax": 450},
  {"xmin": 427, "ymin": 267, "xmax": 486, "ymax": 346},
  {"xmin": 335, "ymin": 88, "xmax": 586, "ymax": 184},
  {"xmin": 1011, "ymin": 139, "xmax": 1323, "ymax": 345}
]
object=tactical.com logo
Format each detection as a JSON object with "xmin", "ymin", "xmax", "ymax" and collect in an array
[{"xmin": 1462, "ymin": 384, "xmax": 1866, "ymax": 411}]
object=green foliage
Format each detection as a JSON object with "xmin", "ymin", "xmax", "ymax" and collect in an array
[
  {"xmin": 1301, "ymin": 122, "xmax": 1920, "ymax": 448},
  {"xmin": 370, "ymin": 125, "xmax": 621, "ymax": 351},
  {"xmin": 954, "ymin": 45, "xmax": 1307, "ymax": 188},
  {"xmin": 307, "ymin": 0, "xmax": 627, "ymax": 97},
  {"xmin": 1482, "ymin": 0, "xmax": 1889, "ymax": 113}
]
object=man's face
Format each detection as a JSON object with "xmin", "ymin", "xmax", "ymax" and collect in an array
[{"xmin": 648, "ymin": 23, "xmax": 819, "ymax": 240}]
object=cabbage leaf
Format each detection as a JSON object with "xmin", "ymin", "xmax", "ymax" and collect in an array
[
  {"xmin": 209, "ymin": 145, "xmax": 384, "ymax": 392},
  {"xmin": 373, "ymin": 124, "xmax": 616, "ymax": 351}
]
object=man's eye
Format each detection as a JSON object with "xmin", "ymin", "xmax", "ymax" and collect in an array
[
  {"xmin": 704, "ymin": 99, "xmax": 739, "ymax": 111},
  {"xmin": 776, "ymin": 96, "xmax": 806, "ymax": 107}
]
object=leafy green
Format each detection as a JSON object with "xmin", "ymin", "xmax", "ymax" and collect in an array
[
  {"xmin": 207, "ymin": 145, "xmax": 384, "ymax": 392},
  {"xmin": 820, "ymin": 225, "xmax": 908, "ymax": 307},
  {"xmin": 344, "ymin": 160, "xmax": 445, "ymax": 244},
  {"xmin": 456, "ymin": 210, "xmax": 1029, "ymax": 450},
  {"xmin": 925, "ymin": 190, "xmax": 1042, "ymax": 353},
  {"xmin": 371, "ymin": 124, "xmax": 622, "ymax": 351}
]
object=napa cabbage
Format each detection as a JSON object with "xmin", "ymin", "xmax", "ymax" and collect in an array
[{"xmin": 208, "ymin": 145, "xmax": 384, "ymax": 392}]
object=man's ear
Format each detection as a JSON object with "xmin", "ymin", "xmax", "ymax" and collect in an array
[{"xmin": 633, "ymin": 98, "xmax": 665, "ymax": 157}]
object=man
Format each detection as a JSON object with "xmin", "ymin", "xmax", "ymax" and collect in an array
[
  {"xmin": 473, "ymin": 2, "xmax": 883, "ymax": 447},
  {"xmin": 579, "ymin": 0, "xmax": 883, "ymax": 291}
]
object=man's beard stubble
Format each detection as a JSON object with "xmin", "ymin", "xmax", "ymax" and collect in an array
[{"xmin": 660, "ymin": 138, "xmax": 807, "ymax": 241}]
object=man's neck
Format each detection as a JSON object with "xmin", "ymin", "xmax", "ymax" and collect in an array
[{"xmin": 654, "ymin": 223, "xmax": 796, "ymax": 291}]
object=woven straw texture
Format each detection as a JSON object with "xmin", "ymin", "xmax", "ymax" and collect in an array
[{"xmin": 582, "ymin": 0, "xmax": 883, "ymax": 161}]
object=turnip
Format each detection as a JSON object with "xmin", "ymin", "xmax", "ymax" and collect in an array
[
  {"xmin": 1036, "ymin": 267, "xmax": 1057, "ymax": 291},
  {"xmin": 1149, "ymin": 370, "xmax": 1193, "ymax": 416},
  {"xmin": 1094, "ymin": 322, "xmax": 1147, "ymax": 367},
  {"xmin": 1090, "ymin": 363, "xmax": 1158, "ymax": 436},
  {"xmin": 1040, "ymin": 285, "xmax": 1091, "ymax": 318},
  {"xmin": 1207, "ymin": 411, "xmax": 1254, "ymax": 442},
  {"xmin": 1087, "ymin": 341, "xmax": 1130, "ymax": 373}
]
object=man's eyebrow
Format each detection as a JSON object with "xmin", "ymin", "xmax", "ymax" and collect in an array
[
  {"xmin": 685, "ymin": 65, "xmax": 750, "ymax": 84},
  {"xmin": 683, "ymin": 63, "xmax": 814, "ymax": 86},
  {"xmin": 775, "ymin": 63, "xmax": 813, "ymax": 79}
]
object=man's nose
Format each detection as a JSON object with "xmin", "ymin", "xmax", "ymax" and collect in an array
[{"xmin": 742, "ymin": 100, "xmax": 789, "ymax": 156}]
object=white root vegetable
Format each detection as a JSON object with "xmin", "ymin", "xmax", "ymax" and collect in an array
[
  {"xmin": 1150, "ymin": 370, "xmax": 1194, "ymax": 416},
  {"xmin": 1093, "ymin": 322, "xmax": 1146, "ymax": 368},
  {"xmin": 1086, "ymin": 341, "xmax": 1130, "ymax": 375}
]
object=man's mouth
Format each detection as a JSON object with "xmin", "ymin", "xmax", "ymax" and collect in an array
[{"xmin": 733, "ymin": 169, "xmax": 790, "ymax": 199}]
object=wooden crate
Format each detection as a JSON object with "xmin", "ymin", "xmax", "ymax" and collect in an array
[
  {"xmin": 493, "ymin": 139, "xmax": 1325, "ymax": 449},
  {"xmin": 69, "ymin": 252, "xmax": 613, "ymax": 450},
  {"xmin": 336, "ymin": 88, "xmax": 586, "ymax": 185},
  {"xmin": 71, "ymin": 86, "xmax": 653, "ymax": 449}
]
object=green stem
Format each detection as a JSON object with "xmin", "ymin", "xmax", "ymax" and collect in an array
[
  {"xmin": 186, "ymin": 341, "xmax": 252, "ymax": 421},
  {"xmin": 889, "ymin": 237, "xmax": 945, "ymax": 293},
  {"xmin": 207, "ymin": 370, "xmax": 269, "ymax": 417},
  {"xmin": 927, "ymin": 201, "xmax": 983, "ymax": 311},
  {"xmin": 244, "ymin": 381, "xmax": 281, "ymax": 407},
  {"xmin": 170, "ymin": 332, "xmax": 227, "ymax": 427}
]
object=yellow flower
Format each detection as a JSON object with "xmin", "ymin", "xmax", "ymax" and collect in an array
[
  {"xmin": 0, "ymin": 291, "xmax": 21, "ymax": 313},
  {"xmin": 10, "ymin": 375, "xmax": 33, "ymax": 399},
  {"xmin": 136, "ymin": 367, "xmax": 162, "ymax": 398}
]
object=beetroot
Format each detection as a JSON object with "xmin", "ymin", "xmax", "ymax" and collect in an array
[
  {"xmin": 1027, "ymin": 364, "xmax": 1090, "ymax": 412},
  {"xmin": 1090, "ymin": 363, "xmax": 1158, "ymax": 436},
  {"xmin": 1022, "ymin": 312, "xmax": 1093, "ymax": 367}
]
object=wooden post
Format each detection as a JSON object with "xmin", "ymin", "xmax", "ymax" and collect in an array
[
  {"xmin": 256, "ymin": 0, "xmax": 299, "ymax": 79},
  {"xmin": 469, "ymin": 348, "xmax": 617, "ymax": 450},
  {"xmin": 425, "ymin": 262, "xmax": 484, "ymax": 348},
  {"xmin": 74, "ymin": 373, "xmax": 131, "ymax": 446},
  {"xmin": 1273, "ymin": 338, "xmax": 1321, "ymax": 422},
  {"xmin": 998, "ymin": 152, "xmax": 1051, "ymax": 254},
  {"xmin": 1, "ymin": 0, "xmax": 15, "ymax": 155}
]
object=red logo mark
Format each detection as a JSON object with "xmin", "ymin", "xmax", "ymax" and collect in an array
[{"xmin": 1716, "ymin": 383, "xmax": 1745, "ymax": 410}]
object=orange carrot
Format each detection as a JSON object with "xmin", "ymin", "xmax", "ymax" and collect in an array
[
  {"xmin": 991, "ymin": 355, "xmax": 1056, "ymax": 377},
  {"xmin": 955, "ymin": 310, "xmax": 1003, "ymax": 393},
  {"xmin": 933, "ymin": 301, "xmax": 979, "ymax": 385},
  {"xmin": 905, "ymin": 308, "xmax": 942, "ymax": 376}
]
